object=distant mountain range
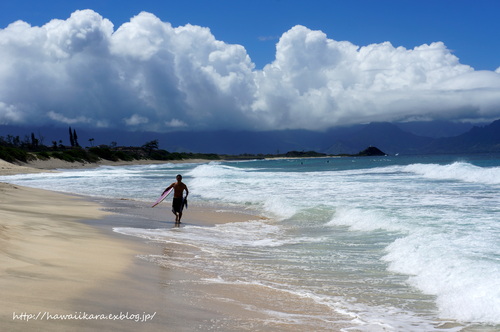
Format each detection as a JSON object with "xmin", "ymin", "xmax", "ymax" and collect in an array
[
  {"xmin": 323, "ymin": 120, "xmax": 500, "ymax": 154},
  {"xmin": 1, "ymin": 119, "xmax": 499, "ymax": 155}
]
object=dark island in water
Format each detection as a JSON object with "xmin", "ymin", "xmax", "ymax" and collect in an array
[{"xmin": 355, "ymin": 146, "xmax": 387, "ymax": 156}]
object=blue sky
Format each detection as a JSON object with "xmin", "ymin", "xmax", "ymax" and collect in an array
[
  {"xmin": 1, "ymin": 0, "xmax": 499, "ymax": 132},
  {"xmin": 1, "ymin": 0, "xmax": 498, "ymax": 70}
]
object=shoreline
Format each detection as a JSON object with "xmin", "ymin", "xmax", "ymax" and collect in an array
[
  {"xmin": 0, "ymin": 158, "xmax": 356, "ymax": 331},
  {"xmin": 1, "ymin": 158, "xmax": 285, "ymax": 331}
]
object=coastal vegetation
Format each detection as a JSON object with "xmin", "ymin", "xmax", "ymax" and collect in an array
[
  {"xmin": 0, "ymin": 138, "xmax": 220, "ymax": 164},
  {"xmin": 0, "ymin": 127, "xmax": 386, "ymax": 164}
]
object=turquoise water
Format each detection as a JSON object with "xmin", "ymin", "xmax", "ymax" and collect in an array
[{"xmin": 2, "ymin": 153, "xmax": 499, "ymax": 330}]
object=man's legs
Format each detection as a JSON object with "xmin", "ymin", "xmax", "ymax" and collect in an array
[{"xmin": 172, "ymin": 197, "xmax": 184, "ymax": 224}]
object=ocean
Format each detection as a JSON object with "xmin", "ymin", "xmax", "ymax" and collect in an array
[{"xmin": 1, "ymin": 153, "xmax": 499, "ymax": 331}]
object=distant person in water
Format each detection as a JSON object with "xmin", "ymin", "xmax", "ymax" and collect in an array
[{"xmin": 163, "ymin": 174, "xmax": 189, "ymax": 224}]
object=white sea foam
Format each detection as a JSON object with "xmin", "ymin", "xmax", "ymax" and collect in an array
[
  {"xmin": 403, "ymin": 162, "xmax": 500, "ymax": 185},
  {"xmin": 327, "ymin": 191, "xmax": 500, "ymax": 324},
  {"xmin": 187, "ymin": 163, "xmax": 303, "ymax": 219},
  {"xmin": 199, "ymin": 274, "xmax": 450, "ymax": 332},
  {"xmin": 0, "ymin": 163, "xmax": 187, "ymax": 200},
  {"xmin": 326, "ymin": 207, "xmax": 409, "ymax": 233},
  {"xmin": 383, "ymin": 230, "xmax": 500, "ymax": 324},
  {"xmin": 114, "ymin": 219, "xmax": 323, "ymax": 249}
]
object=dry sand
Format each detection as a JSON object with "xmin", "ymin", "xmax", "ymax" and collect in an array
[
  {"xmin": 0, "ymin": 159, "xmax": 52, "ymax": 175},
  {"xmin": 0, "ymin": 182, "xmax": 146, "ymax": 331}
]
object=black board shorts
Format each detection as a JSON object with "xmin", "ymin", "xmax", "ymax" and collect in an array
[{"xmin": 172, "ymin": 197, "xmax": 183, "ymax": 213}]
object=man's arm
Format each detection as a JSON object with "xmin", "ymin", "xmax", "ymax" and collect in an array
[{"xmin": 163, "ymin": 183, "xmax": 174, "ymax": 194}]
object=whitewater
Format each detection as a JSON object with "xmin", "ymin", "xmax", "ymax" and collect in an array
[{"xmin": 1, "ymin": 153, "xmax": 499, "ymax": 331}]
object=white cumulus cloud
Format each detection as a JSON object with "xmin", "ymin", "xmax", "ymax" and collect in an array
[
  {"xmin": 47, "ymin": 111, "xmax": 92, "ymax": 125},
  {"xmin": 0, "ymin": 10, "xmax": 499, "ymax": 132},
  {"xmin": 124, "ymin": 114, "xmax": 149, "ymax": 126}
]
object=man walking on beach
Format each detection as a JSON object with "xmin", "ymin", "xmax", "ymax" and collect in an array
[{"xmin": 163, "ymin": 174, "xmax": 189, "ymax": 224}]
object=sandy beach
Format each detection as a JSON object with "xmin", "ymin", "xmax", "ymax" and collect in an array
[
  {"xmin": 1, "ymin": 158, "xmax": 301, "ymax": 331},
  {"xmin": 0, "ymin": 182, "xmax": 143, "ymax": 330},
  {"xmin": 0, "ymin": 159, "xmax": 187, "ymax": 330},
  {"xmin": 0, "ymin": 155, "xmax": 180, "ymax": 331}
]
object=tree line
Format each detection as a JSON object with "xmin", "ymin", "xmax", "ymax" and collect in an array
[
  {"xmin": 0, "ymin": 126, "xmax": 81, "ymax": 150},
  {"xmin": 0, "ymin": 127, "xmax": 220, "ymax": 163}
]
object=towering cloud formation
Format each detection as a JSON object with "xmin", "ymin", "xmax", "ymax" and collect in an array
[{"xmin": 1, "ymin": 10, "xmax": 499, "ymax": 131}]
